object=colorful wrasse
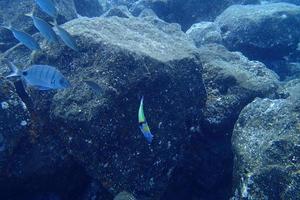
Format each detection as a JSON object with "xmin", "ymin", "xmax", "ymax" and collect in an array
[{"xmin": 138, "ymin": 96, "xmax": 153, "ymax": 143}]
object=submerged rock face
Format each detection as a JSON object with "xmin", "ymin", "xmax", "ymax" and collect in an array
[
  {"xmin": 0, "ymin": 77, "xmax": 30, "ymax": 174},
  {"xmin": 186, "ymin": 22, "xmax": 222, "ymax": 47},
  {"xmin": 162, "ymin": 44, "xmax": 279, "ymax": 200},
  {"xmin": 265, "ymin": 0, "xmax": 300, "ymax": 5},
  {"xmin": 30, "ymin": 16, "xmax": 206, "ymax": 199},
  {"xmin": 231, "ymin": 94, "xmax": 300, "ymax": 199},
  {"xmin": 130, "ymin": 0, "xmax": 259, "ymax": 31},
  {"xmin": 102, "ymin": 6, "xmax": 133, "ymax": 18},
  {"xmin": 216, "ymin": 3, "xmax": 300, "ymax": 60},
  {"xmin": 73, "ymin": 0, "xmax": 103, "ymax": 17},
  {"xmin": 199, "ymin": 44, "xmax": 279, "ymax": 132},
  {"xmin": 0, "ymin": 78, "xmax": 87, "ymax": 200}
]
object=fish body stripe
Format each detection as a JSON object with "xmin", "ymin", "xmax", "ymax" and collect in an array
[
  {"xmin": 50, "ymin": 69, "xmax": 57, "ymax": 85},
  {"xmin": 45, "ymin": 67, "xmax": 51, "ymax": 80},
  {"xmin": 38, "ymin": 67, "xmax": 43, "ymax": 79},
  {"xmin": 21, "ymin": 65, "xmax": 69, "ymax": 90},
  {"xmin": 140, "ymin": 122, "xmax": 150, "ymax": 132}
]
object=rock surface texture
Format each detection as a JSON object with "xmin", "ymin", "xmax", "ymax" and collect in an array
[
  {"xmin": 186, "ymin": 22, "xmax": 222, "ymax": 47},
  {"xmin": 216, "ymin": 3, "xmax": 300, "ymax": 60},
  {"xmin": 199, "ymin": 44, "xmax": 279, "ymax": 132},
  {"xmin": 130, "ymin": 0, "xmax": 259, "ymax": 31},
  {"xmin": 231, "ymin": 79, "xmax": 300, "ymax": 199},
  {"xmin": 30, "ymin": 16, "xmax": 207, "ymax": 199}
]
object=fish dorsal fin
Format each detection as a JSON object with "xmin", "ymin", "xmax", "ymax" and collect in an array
[
  {"xmin": 6, "ymin": 62, "xmax": 21, "ymax": 78},
  {"xmin": 49, "ymin": 18, "xmax": 58, "ymax": 27},
  {"xmin": 24, "ymin": 5, "xmax": 35, "ymax": 18},
  {"xmin": 1, "ymin": 21, "xmax": 12, "ymax": 31}
]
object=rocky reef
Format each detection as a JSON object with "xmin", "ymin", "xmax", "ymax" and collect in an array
[
  {"xmin": 231, "ymin": 92, "xmax": 300, "ymax": 199},
  {"xmin": 1, "ymin": 0, "xmax": 300, "ymax": 199}
]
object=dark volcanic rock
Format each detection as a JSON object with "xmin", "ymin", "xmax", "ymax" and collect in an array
[
  {"xmin": 199, "ymin": 44, "xmax": 279, "ymax": 132},
  {"xmin": 130, "ymin": 0, "xmax": 260, "ymax": 31},
  {"xmin": 0, "ymin": 77, "xmax": 85, "ymax": 200},
  {"xmin": 231, "ymin": 92, "xmax": 300, "ymax": 199},
  {"xmin": 0, "ymin": 77, "xmax": 30, "ymax": 172},
  {"xmin": 186, "ymin": 22, "xmax": 222, "ymax": 47},
  {"xmin": 264, "ymin": 0, "xmax": 300, "ymax": 5},
  {"xmin": 29, "ymin": 16, "xmax": 206, "ymax": 199},
  {"xmin": 102, "ymin": 6, "xmax": 133, "ymax": 18},
  {"xmin": 138, "ymin": 8, "xmax": 158, "ymax": 18},
  {"xmin": 74, "ymin": 0, "xmax": 103, "ymax": 17},
  {"xmin": 215, "ymin": 3, "xmax": 300, "ymax": 60},
  {"xmin": 162, "ymin": 44, "xmax": 279, "ymax": 200}
]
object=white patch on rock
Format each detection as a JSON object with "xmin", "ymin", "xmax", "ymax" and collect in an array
[
  {"xmin": 21, "ymin": 101, "xmax": 27, "ymax": 110},
  {"xmin": 20, "ymin": 120, "xmax": 27, "ymax": 126},
  {"xmin": 1, "ymin": 102, "xmax": 9, "ymax": 109}
]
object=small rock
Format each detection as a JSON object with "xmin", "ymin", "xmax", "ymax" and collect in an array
[{"xmin": 186, "ymin": 22, "xmax": 222, "ymax": 47}]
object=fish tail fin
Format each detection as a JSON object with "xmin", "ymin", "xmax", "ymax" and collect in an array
[
  {"xmin": 1, "ymin": 22, "xmax": 12, "ymax": 30},
  {"xmin": 24, "ymin": 6, "xmax": 35, "ymax": 17},
  {"xmin": 6, "ymin": 62, "xmax": 21, "ymax": 78},
  {"xmin": 49, "ymin": 18, "xmax": 58, "ymax": 27}
]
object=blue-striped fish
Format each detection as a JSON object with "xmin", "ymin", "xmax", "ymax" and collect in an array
[
  {"xmin": 2, "ymin": 26, "xmax": 40, "ymax": 50},
  {"xmin": 138, "ymin": 96, "xmax": 153, "ymax": 143},
  {"xmin": 25, "ymin": 13, "xmax": 58, "ymax": 43},
  {"xmin": 53, "ymin": 20, "xmax": 78, "ymax": 51},
  {"xmin": 35, "ymin": 0, "xmax": 57, "ymax": 18},
  {"xmin": 6, "ymin": 62, "xmax": 70, "ymax": 90}
]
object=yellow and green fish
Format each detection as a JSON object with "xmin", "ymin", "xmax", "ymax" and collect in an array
[{"xmin": 138, "ymin": 96, "xmax": 153, "ymax": 143}]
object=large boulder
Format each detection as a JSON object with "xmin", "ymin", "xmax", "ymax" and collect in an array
[
  {"xmin": 215, "ymin": 3, "xmax": 300, "ymax": 60},
  {"xmin": 231, "ymin": 88, "xmax": 300, "ymax": 199},
  {"xmin": 263, "ymin": 0, "xmax": 300, "ymax": 5},
  {"xmin": 130, "ymin": 0, "xmax": 260, "ymax": 31},
  {"xmin": 0, "ymin": 77, "xmax": 30, "ymax": 173},
  {"xmin": 199, "ymin": 44, "xmax": 279, "ymax": 132},
  {"xmin": 160, "ymin": 44, "xmax": 279, "ymax": 200},
  {"xmin": 27, "ymin": 16, "xmax": 207, "ymax": 199},
  {"xmin": 0, "ymin": 77, "xmax": 62, "ymax": 199}
]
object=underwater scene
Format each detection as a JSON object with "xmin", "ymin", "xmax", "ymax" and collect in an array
[{"xmin": 0, "ymin": 0, "xmax": 300, "ymax": 199}]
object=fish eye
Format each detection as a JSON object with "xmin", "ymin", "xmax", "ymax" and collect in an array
[{"xmin": 22, "ymin": 71, "xmax": 28, "ymax": 76}]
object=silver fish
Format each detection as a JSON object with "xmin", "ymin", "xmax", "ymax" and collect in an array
[
  {"xmin": 83, "ymin": 80, "xmax": 103, "ymax": 95},
  {"xmin": 6, "ymin": 62, "xmax": 70, "ymax": 90},
  {"xmin": 2, "ymin": 26, "xmax": 40, "ymax": 50},
  {"xmin": 35, "ymin": 0, "xmax": 57, "ymax": 18},
  {"xmin": 25, "ymin": 13, "xmax": 58, "ymax": 43},
  {"xmin": 53, "ymin": 20, "xmax": 78, "ymax": 51}
]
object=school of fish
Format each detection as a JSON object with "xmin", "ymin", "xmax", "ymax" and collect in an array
[{"xmin": 2, "ymin": 0, "xmax": 154, "ymax": 145}]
